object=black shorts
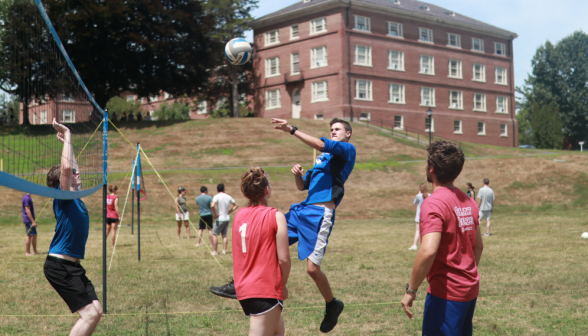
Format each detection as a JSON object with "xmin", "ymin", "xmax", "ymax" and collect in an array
[
  {"xmin": 44, "ymin": 256, "xmax": 98, "ymax": 313},
  {"xmin": 106, "ymin": 217, "xmax": 119, "ymax": 225},
  {"xmin": 199, "ymin": 215, "xmax": 214, "ymax": 230},
  {"xmin": 239, "ymin": 298, "xmax": 283, "ymax": 316}
]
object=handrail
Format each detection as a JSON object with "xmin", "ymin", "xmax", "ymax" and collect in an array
[{"xmin": 361, "ymin": 117, "xmax": 462, "ymax": 148}]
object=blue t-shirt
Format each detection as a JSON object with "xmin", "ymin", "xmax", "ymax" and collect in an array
[
  {"xmin": 49, "ymin": 187, "xmax": 90, "ymax": 259},
  {"xmin": 196, "ymin": 194, "xmax": 213, "ymax": 216},
  {"xmin": 302, "ymin": 137, "xmax": 356, "ymax": 207}
]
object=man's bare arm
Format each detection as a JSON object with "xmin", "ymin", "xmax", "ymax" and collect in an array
[
  {"xmin": 25, "ymin": 206, "xmax": 37, "ymax": 227},
  {"xmin": 408, "ymin": 232, "xmax": 441, "ymax": 290},
  {"xmin": 474, "ymin": 227, "xmax": 484, "ymax": 265},
  {"xmin": 271, "ymin": 118, "xmax": 324, "ymax": 151},
  {"xmin": 291, "ymin": 164, "xmax": 305, "ymax": 191}
]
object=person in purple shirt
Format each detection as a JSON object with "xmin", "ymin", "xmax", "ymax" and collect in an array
[{"xmin": 22, "ymin": 193, "xmax": 38, "ymax": 256}]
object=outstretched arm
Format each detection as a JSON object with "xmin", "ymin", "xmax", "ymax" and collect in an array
[
  {"xmin": 53, "ymin": 118, "xmax": 76, "ymax": 191},
  {"xmin": 271, "ymin": 118, "xmax": 324, "ymax": 151}
]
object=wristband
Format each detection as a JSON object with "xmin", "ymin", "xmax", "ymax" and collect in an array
[{"xmin": 290, "ymin": 126, "xmax": 298, "ymax": 135}]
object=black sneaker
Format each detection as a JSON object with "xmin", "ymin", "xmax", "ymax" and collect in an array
[
  {"xmin": 209, "ymin": 278, "xmax": 237, "ymax": 300},
  {"xmin": 320, "ymin": 298, "xmax": 344, "ymax": 333}
]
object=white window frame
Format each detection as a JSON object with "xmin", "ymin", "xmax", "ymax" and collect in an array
[
  {"xmin": 420, "ymin": 87, "xmax": 435, "ymax": 107},
  {"xmin": 394, "ymin": 115, "xmax": 404, "ymax": 130},
  {"xmin": 355, "ymin": 80, "xmax": 373, "ymax": 101},
  {"xmin": 389, "ymin": 83, "xmax": 405, "ymax": 104},
  {"xmin": 449, "ymin": 90, "xmax": 463, "ymax": 109},
  {"xmin": 447, "ymin": 33, "xmax": 461, "ymax": 48},
  {"xmin": 359, "ymin": 112, "xmax": 371, "ymax": 121},
  {"xmin": 419, "ymin": 55, "xmax": 435, "ymax": 75},
  {"xmin": 388, "ymin": 50, "xmax": 405, "ymax": 71},
  {"xmin": 40, "ymin": 111, "xmax": 47, "ymax": 124},
  {"xmin": 354, "ymin": 45, "xmax": 372, "ymax": 67},
  {"xmin": 291, "ymin": 52, "xmax": 300, "ymax": 75},
  {"xmin": 448, "ymin": 59, "xmax": 462, "ymax": 79},
  {"xmin": 418, "ymin": 28, "xmax": 433, "ymax": 43},
  {"xmin": 265, "ymin": 30, "xmax": 279, "ymax": 46},
  {"xmin": 425, "ymin": 117, "xmax": 435, "ymax": 133},
  {"xmin": 454, "ymin": 120, "xmax": 463, "ymax": 134},
  {"xmin": 310, "ymin": 46, "xmax": 328, "ymax": 69},
  {"xmin": 265, "ymin": 89, "xmax": 281, "ymax": 110},
  {"xmin": 314, "ymin": 113, "xmax": 324, "ymax": 120},
  {"xmin": 310, "ymin": 17, "xmax": 327, "ymax": 35},
  {"xmin": 473, "ymin": 63, "xmax": 486, "ymax": 82},
  {"xmin": 496, "ymin": 96, "xmax": 508, "ymax": 113},
  {"xmin": 495, "ymin": 67, "xmax": 508, "ymax": 85},
  {"xmin": 387, "ymin": 21, "xmax": 403, "ymax": 38},
  {"xmin": 61, "ymin": 94, "xmax": 75, "ymax": 102},
  {"xmin": 62, "ymin": 110, "xmax": 75, "ymax": 123},
  {"xmin": 311, "ymin": 81, "xmax": 329, "ymax": 102},
  {"xmin": 495, "ymin": 42, "xmax": 506, "ymax": 56},
  {"xmin": 290, "ymin": 25, "xmax": 299, "ymax": 40},
  {"xmin": 473, "ymin": 93, "xmax": 487, "ymax": 112},
  {"xmin": 472, "ymin": 38, "xmax": 485, "ymax": 52},
  {"xmin": 353, "ymin": 15, "xmax": 371, "ymax": 32},
  {"xmin": 478, "ymin": 122, "xmax": 486, "ymax": 135},
  {"xmin": 149, "ymin": 95, "xmax": 159, "ymax": 102},
  {"xmin": 500, "ymin": 123, "xmax": 508, "ymax": 137},
  {"xmin": 196, "ymin": 101, "xmax": 207, "ymax": 114},
  {"xmin": 32, "ymin": 113, "xmax": 37, "ymax": 125},
  {"xmin": 265, "ymin": 57, "xmax": 280, "ymax": 78}
]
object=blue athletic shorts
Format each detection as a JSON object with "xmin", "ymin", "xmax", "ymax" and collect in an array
[
  {"xmin": 285, "ymin": 203, "xmax": 335, "ymax": 266},
  {"xmin": 24, "ymin": 222, "xmax": 37, "ymax": 236},
  {"xmin": 422, "ymin": 293, "xmax": 477, "ymax": 336}
]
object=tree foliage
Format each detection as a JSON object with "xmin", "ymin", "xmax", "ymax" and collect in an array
[
  {"xmin": 153, "ymin": 100, "xmax": 191, "ymax": 120},
  {"xmin": 529, "ymin": 102, "xmax": 563, "ymax": 149},
  {"xmin": 105, "ymin": 96, "xmax": 142, "ymax": 118}
]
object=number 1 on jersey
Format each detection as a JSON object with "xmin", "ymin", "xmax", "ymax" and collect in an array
[{"xmin": 239, "ymin": 223, "xmax": 247, "ymax": 253}]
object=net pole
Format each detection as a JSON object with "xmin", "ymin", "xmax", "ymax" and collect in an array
[
  {"xmin": 131, "ymin": 160, "xmax": 135, "ymax": 235},
  {"xmin": 137, "ymin": 143, "xmax": 141, "ymax": 262},
  {"xmin": 102, "ymin": 110, "xmax": 109, "ymax": 314}
]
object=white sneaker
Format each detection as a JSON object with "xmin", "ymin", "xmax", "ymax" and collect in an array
[
  {"xmin": 484, "ymin": 233, "xmax": 490, "ymax": 236},
  {"xmin": 408, "ymin": 245, "xmax": 418, "ymax": 251}
]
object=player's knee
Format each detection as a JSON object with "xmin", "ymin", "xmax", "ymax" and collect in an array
[
  {"xmin": 307, "ymin": 263, "xmax": 320, "ymax": 278},
  {"xmin": 82, "ymin": 306, "xmax": 102, "ymax": 324}
]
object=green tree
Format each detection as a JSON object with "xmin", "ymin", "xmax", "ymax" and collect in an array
[
  {"xmin": 153, "ymin": 100, "xmax": 191, "ymax": 120},
  {"xmin": 105, "ymin": 97, "xmax": 142, "ymax": 119},
  {"xmin": 530, "ymin": 102, "xmax": 563, "ymax": 149}
]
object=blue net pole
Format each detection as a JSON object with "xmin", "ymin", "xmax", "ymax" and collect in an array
[{"xmin": 102, "ymin": 110, "xmax": 108, "ymax": 314}]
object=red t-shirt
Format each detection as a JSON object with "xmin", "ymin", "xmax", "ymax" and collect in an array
[
  {"xmin": 232, "ymin": 205, "xmax": 283, "ymax": 301},
  {"xmin": 420, "ymin": 187, "xmax": 480, "ymax": 302},
  {"xmin": 106, "ymin": 194, "xmax": 119, "ymax": 219}
]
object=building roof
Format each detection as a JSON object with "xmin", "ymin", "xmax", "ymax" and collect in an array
[{"xmin": 251, "ymin": 0, "xmax": 517, "ymax": 38}]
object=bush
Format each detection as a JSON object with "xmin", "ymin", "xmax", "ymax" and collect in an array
[
  {"xmin": 153, "ymin": 101, "xmax": 191, "ymax": 120},
  {"xmin": 106, "ymin": 97, "xmax": 142, "ymax": 119}
]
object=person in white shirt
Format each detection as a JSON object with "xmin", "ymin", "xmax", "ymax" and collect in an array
[
  {"xmin": 409, "ymin": 184, "xmax": 428, "ymax": 250},
  {"xmin": 211, "ymin": 183, "xmax": 239, "ymax": 255},
  {"xmin": 477, "ymin": 179, "xmax": 495, "ymax": 236}
]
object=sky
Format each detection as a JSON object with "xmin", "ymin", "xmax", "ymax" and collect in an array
[{"xmin": 244, "ymin": 0, "xmax": 588, "ymax": 92}]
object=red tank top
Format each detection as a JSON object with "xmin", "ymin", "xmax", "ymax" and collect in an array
[
  {"xmin": 106, "ymin": 194, "xmax": 119, "ymax": 219},
  {"xmin": 232, "ymin": 205, "xmax": 282, "ymax": 300}
]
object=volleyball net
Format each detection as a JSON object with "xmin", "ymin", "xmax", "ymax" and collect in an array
[{"xmin": 0, "ymin": 0, "xmax": 106, "ymax": 199}]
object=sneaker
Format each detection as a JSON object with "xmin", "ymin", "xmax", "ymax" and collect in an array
[
  {"xmin": 484, "ymin": 233, "xmax": 490, "ymax": 236},
  {"xmin": 320, "ymin": 298, "xmax": 344, "ymax": 333},
  {"xmin": 209, "ymin": 278, "xmax": 237, "ymax": 300},
  {"xmin": 408, "ymin": 245, "xmax": 418, "ymax": 251}
]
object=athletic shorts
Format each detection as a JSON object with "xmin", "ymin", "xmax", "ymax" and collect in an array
[
  {"xmin": 239, "ymin": 298, "xmax": 283, "ymax": 317},
  {"xmin": 176, "ymin": 212, "xmax": 189, "ymax": 221},
  {"xmin": 43, "ymin": 256, "xmax": 98, "ymax": 313},
  {"xmin": 106, "ymin": 217, "xmax": 119, "ymax": 225},
  {"xmin": 422, "ymin": 293, "xmax": 477, "ymax": 336},
  {"xmin": 479, "ymin": 210, "xmax": 491, "ymax": 220},
  {"xmin": 199, "ymin": 215, "xmax": 214, "ymax": 230},
  {"xmin": 213, "ymin": 220, "xmax": 230, "ymax": 236},
  {"xmin": 24, "ymin": 222, "xmax": 37, "ymax": 236},
  {"xmin": 286, "ymin": 203, "xmax": 335, "ymax": 266}
]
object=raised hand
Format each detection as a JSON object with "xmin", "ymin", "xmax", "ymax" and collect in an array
[
  {"xmin": 52, "ymin": 118, "xmax": 70, "ymax": 143},
  {"xmin": 291, "ymin": 164, "xmax": 304, "ymax": 176},
  {"xmin": 271, "ymin": 118, "xmax": 292, "ymax": 133}
]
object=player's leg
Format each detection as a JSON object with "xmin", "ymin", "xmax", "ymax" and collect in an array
[
  {"xmin": 221, "ymin": 222, "xmax": 229, "ymax": 254},
  {"xmin": 196, "ymin": 229, "xmax": 203, "ymax": 245},
  {"xmin": 248, "ymin": 303, "xmax": 283, "ymax": 336},
  {"xmin": 25, "ymin": 234, "xmax": 32, "ymax": 256},
  {"xmin": 211, "ymin": 220, "xmax": 220, "ymax": 255},
  {"xmin": 185, "ymin": 220, "xmax": 191, "ymax": 239},
  {"xmin": 486, "ymin": 218, "xmax": 491, "ymax": 235},
  {"xmin": 106, "ymin": 222, "xmax": 112, "ymax": 238},
  {"xmin": 176, "ymin": 220, "xmax": 182, "ymax": 239},
  {"xmin": 409, "ymin": 223, "xmax": 419, "ymax": 250},
  {"xmin": 110, "ymin": 223, "xmax": 117, "ymax": 247},
  {"xmin": 307, "ymin": 259, "xmax": 333, "ymax": 302},
  {"xmin": 71, "ymin": 301, "xmax": 103, "ymax": 336},
  {"xmin": 32, "ymin": 233, "xmax": 38, "ymax": 254}
]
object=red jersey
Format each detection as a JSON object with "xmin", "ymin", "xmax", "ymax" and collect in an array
[
  {"xmin": 420, "ymin": 187, "xmax": 480, "ymax": 302},
  {"xmin": 232, "ymin": 205, "xmax": 282, "ymax": 301},
  {"xmin": 106, "ymin": 194, "xmax": 119, "ymax": 219}
]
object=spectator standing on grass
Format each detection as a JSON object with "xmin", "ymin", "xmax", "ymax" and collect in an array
[
  {"xmin": 176, "ymin": 187, "xmax": 190, "ymax": 239},
  {"xmin": 22, "ymin": 193, "xmax": 38, "ymax": 256},
  {"xmin": 211, "ymin": 183, "xmax": 239, "ymax": 255},
  {"xmin": 120, "ymin": 112, "xmax": 127, "ymax": 122},
  {"xmin": 408, "ymin": 184, "xmax": 428, "ymax": 251},
  {"xmin": 401, "ymin": 141, "xmax": 483, "ymax": 336},
  {"xmin": 466, "ymin": 182, "xmax": 476, "ymax": 200},
  {"xmin": 106, "ymin": 185, "xmax": 120, "ymax": 247},
  {"xmin": 477, "ymin": 179, "xmax": 495, "ymax": 236},
  {"xmin": 136, "ymin": 111, "xmax": 142, "ymax": 121},
  {"xmin": 195, "ymin": 186, "xmax": 214, "ymax": 247},
  {"xmin": 128, "ymin": 112, "xmax": 135, "ymax": 122}
]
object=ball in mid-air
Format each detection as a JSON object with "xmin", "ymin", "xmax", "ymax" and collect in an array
[
  {"xmin": 582, "ymin": 232, "xmax": 588, "ymax": 239},
  {"xmin": 225, "ymin": 38, "xmax": 252, "ymax": 65}
]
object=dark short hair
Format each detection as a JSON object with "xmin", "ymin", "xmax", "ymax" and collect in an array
[
  {"xmin": 47, "ymin": 165, "xmax": 61, "ymax": 189},
  {"xmin": 330, "ymin": 118, "xmax": 352, "ymax": 134},
  {"xmin": 217, "ymin": 183, "xmax": 225, "ymax": 192},
  {"xmin": 200, "ymin": 186, "xmax": 208, "ymax": 193},
  {"xmin": 427, "ymin": 141, "xmax": 465, "ymax": 184},
  {"xmin": 484, "ymin": 178, "xmax": 490, "ymax": 185}
]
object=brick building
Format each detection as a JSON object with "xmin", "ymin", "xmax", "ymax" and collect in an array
[{"xmin": 250, "ymin": 0, "xmax": 518, "ymax": 147}]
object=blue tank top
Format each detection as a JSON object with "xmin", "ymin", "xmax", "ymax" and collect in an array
[{"xmin": 49, "ymin": 187, "xmax": 90, "ymax": 259}]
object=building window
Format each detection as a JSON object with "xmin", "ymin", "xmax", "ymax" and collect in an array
[
  {"xmin": 394, "ymin": 115, "xmax": 404, "ymax": 129},
  {"xmin": 149, "ymin": 95, "xmax": 158, "ymax": 102},
  {"xmin": 420, "ymin": 87, "xmax": 435, "ymax": 106},
  {"xmin": 62, "ymin": 110, "xmax": 75, "ymax": 123},
  {"xmin": 311, "ymin": 47, "xmax": 328, "ymax": 68},
  {"xmin": 360, "ymin": 112, "xmax": 371, "ymax": 121},
  {"xmin": 495, "ymin": 67, "xmax": 507, "ymax": 85},
  {"xmin": 311, "ymin": 81, "xmax": 329, "ymax": 102},
  {"xmin": 500, "ymin": 123, "xmax": 508, "ymax": 137},
  {"xmin": 32, "ymin": 113, "xmax": 37, "ymax": 124},
  {"xmin": 265, "ymin": 57, "xmax": 280, "ymax": 77},
  {"xmin": 388, "ymin": 50, "xmax": 404, "ymax": 71},
  {"xmin": 354, "ymin": 45, "xmax": 372, "ymax": 66},
  {"xmin": 419, "ymin": 28, "xmax": 433, "ymax": 43},
  {"xmin": 265, "ymin": 30, "xmax": 279, "ymax": 46},
  {"xmin": 473, "ymin": 93, "xmax": 486, "ymax": 111},
  {"xmin": 387, "ymin": 22, "xmax": 403, "ymax": 37},
  {"xmin": 495, "ymin": 42, "xmax": 506, "ymax": 56},
  {"xmin": 454, "ymin": 120, "xmax": 462, "ymax": 134},
  {"xmin": 496, "ymin": 96, "xmax": 508, "ymax": 113},
  {"xmin": 266, "ymin": 89, "xmax": 281, "ymax": 109},
  {"xmin": 447, "ymin": 33, "xmax": 461, "ymax": 48},
  {"xmin": 354, "ymin": 15, "xmax": 371, "ymax": 32},
  {"xmin": 310, "ymin": 17, "xmax": 326, "ymax": 34},
  {"xmin": 478, "ymin": 122, "xmax": 486, "ymax": 135},
  {"xmin": 126, "ymin": 95, "xmax": 137, "ymax": 102},
  {"xmin": 448, "ymin": 59, "xmax": 462, "ymax": 78},
  {"xmin": 314, "ymin": 113, "xmax": 324, "ymax": 120},
  {"xmin": 196, "ymin": 101, "xmax": 207, "ymax": 114},
  {"xmin": 61, "ymin": 94, "xmax": 75, "ymax": 102},
  {"xmin": 291, "ymin": 52, "xmax": 300, "ymax": 75},
  {"xmin": 290, "ymin": 25, "xmax": 299, "ymax": 39},
  {"xmin": 355, "ymin": 80, "xmax": 373, "ymax": 100},
  {"xmin": 449, "ymin": 90, "xmax": 463, "ymax": 109},
  {"xmin": 389, "ymin": 83, "xmax": 405, "ymax": 104},
  {"xmin": 473, "ymin": 63, "xmax": 486, "ymax": 82},
  {"xmin": 40, "ymin": 111, "xmax": 47, "ymax": 124},
  {"xmin": 425, "ymin": 117, "xmax": 435, "ymax": 132},
  {"xmin": 419, "ymin": 55, "xmax": 434, "ymax": 75},
  {"xmin": 472, "ymin": 38, "xmax": 484, "ymax": 52}
]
